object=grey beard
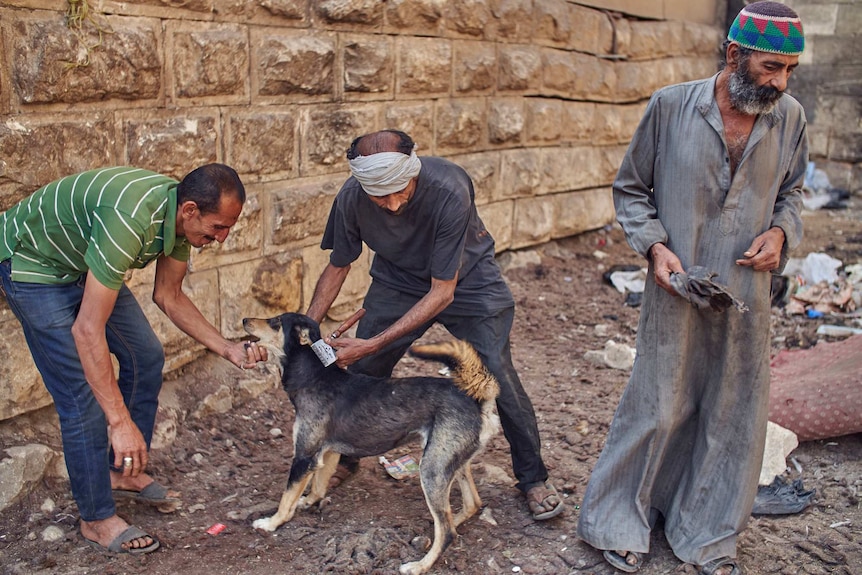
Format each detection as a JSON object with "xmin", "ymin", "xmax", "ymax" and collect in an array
[{"xmin": 727, "ymin": 69, "xmax": 782, "ymax": 115}]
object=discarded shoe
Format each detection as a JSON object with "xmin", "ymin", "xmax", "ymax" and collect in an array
[{"xmin": 752, "ymin": 476, "xmax": 815, "ymax": 515}]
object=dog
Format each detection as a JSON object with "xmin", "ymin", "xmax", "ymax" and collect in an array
[{"xmin": 242, "ymin": 312, "xmax": 500, "ymax": 575}]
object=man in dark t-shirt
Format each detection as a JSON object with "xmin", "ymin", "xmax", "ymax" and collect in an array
[{"xmin": 306, "ymin": 129, "xmax": 563, "ymax": 521}]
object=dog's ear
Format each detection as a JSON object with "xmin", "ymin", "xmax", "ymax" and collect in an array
[{"xmin": 298, "ymin": 327, "xmax": 314, "ymax": 346}]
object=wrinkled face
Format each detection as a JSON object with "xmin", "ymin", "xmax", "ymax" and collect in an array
[
  {"xmin": 367, "ymin": 178, "xmax": 417, "ymax": 215},
  {"xmin": 179, "ymin": 195, "xmax": 243, "ymax": 248},
  {"xmin": 728, "ymin": 48, "xmax": 799, "ymax": 115}
]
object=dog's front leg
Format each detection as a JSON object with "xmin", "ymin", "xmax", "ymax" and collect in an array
[
  {"xmin": 298, "ymin": 450, "xmax": 340, "ymax": 510},
  {"xmin": 252, "ymin": 457, "xmax": 316, "ymax": 532}
]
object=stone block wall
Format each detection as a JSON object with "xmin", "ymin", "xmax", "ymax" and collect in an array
[
  {"xmin": 0, "ymin": 0, "xmax": 723, "ymax": 421},
  {"xmin": 781, "ymin": 0, "xmax": 862, "ymax": 190}
]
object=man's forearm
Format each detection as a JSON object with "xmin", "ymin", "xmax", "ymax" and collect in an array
[{"xmin": 306, "ymin": 263, "xmax": 350, "ymax": 323}]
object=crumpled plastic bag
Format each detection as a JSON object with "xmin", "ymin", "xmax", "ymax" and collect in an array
[
  {"xmin": 752, "ymin": 475, "xmax": 815, "ymax": 515},
  {"xmin": 669, "ymin": 266, "xmax": 749, "ymax": 313}
]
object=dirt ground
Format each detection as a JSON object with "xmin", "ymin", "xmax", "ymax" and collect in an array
[{"xmin": 1, "ymin": 195, "xmax": 860, "ymax": 575}]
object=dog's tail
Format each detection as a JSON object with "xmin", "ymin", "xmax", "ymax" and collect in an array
[{"xmin": 408, "ymin": 340, "xmax": 499, "ymax": 402}]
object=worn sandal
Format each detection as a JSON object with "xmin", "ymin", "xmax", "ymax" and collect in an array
[
  {"xmin": 84, "ymin": 525, "xmax": 160, "ymax": 555},
  {"xmin": 699, "ymin": 557, "xmax": 742, "ymax": 575},
  {"xmin": 603, "ymin": 550, "xmax": 643, "ymax": 573},
  {"xmin": 525, "ymin": 482, "xmax": 564, "ymax": 520}
]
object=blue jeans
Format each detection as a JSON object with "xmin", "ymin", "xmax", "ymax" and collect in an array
[
  {"xmin": 0, "ymin": 260, "xmax": 164, "ymax": 521},
  {"xmin": 350, "ymin": 281, "xmax": 549, "ymax": 492}
]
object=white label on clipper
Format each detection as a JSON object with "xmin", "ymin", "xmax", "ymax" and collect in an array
[{"xmin": 312, "ymin": 342, "xmax": 337, "ymax": 366}]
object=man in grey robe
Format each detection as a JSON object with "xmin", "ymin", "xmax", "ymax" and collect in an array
[{"xmin": 576, "ymin": 3, "xmax": 808, "ymax": 574}]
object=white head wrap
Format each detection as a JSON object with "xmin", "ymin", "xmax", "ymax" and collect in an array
[{"xmin": 348, "ymin": 147, "xmax": 422, "ymax": 197}]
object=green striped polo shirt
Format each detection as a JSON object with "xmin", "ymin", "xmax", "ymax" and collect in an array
[{"xmin": 0, "ymin": 166, "xmax": 191, "ymax": 290}]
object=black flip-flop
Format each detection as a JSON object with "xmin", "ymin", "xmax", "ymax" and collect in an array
[
  {"xmin": 113, "ymin": 481, "xmax": 181, "ymax": 512},
  {"xmin": 603, "ymin": 550, "xmax": 644, "ymax": 573}
]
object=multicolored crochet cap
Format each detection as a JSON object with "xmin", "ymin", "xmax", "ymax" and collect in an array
[{"xmin": 728, "ymin": 1, "xmax": 805, "ymax": 55}]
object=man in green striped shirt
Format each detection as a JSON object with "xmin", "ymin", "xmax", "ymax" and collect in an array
[{"xmin": 0, "ymin": 164, "xmax": 265, "ymax": 554}]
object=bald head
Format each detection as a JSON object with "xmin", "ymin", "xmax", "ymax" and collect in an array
[{"xmin": 347, "ymin": 130, "xmax": 415, "ymax": 160}]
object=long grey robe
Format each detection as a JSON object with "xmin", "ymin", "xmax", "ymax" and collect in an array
[{"xmin": 577, "ymin": 74, "xmax": 807, "ymax": 565}]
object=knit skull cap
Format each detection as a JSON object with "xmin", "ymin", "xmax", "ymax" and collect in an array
[{"xmin": 728, "ymin": 1, "xmax": 804, "ymax": 55}]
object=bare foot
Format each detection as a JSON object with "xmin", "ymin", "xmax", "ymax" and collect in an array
[
  {"xmin": 525, "ymin": 482, "xmax": 564, "ymax": 520},
  {"xmin": 80, "ymin": 514, "xmax": 154, "ymax": 552}
]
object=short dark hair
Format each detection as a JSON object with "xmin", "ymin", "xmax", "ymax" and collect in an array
[
  {"xmin": 346, "ymin": 130, "xmax": 415, "ymax": 160},
  {"xmin": 720, "ymin": 38, "xmax": 754, "ymax": 70},
  {"xmin": 176, "ymin": 163, "xmax": 245, "ymax": 215}
]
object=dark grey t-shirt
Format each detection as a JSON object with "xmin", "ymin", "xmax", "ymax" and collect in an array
[{"xmin": 321, "ymin": 156, "xmax": 514, "ymax": 314}]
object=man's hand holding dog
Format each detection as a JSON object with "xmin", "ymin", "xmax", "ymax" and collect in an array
[{"xmin": 226, "ymin": 340, "xmax": 267, "ymax": 370}]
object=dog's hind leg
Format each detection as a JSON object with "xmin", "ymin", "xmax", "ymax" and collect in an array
[
  {"xmin": 299, "ymin": 450, "xmax": 339, "ymax": 510},
  {"xmin": 400, "ymin": 458, "xmax": 458, "ymax": 575},
  {"xmin": 252, "ymin": 457, "xmax": 316, "ymax": 532},
  {"xmin": 453, "ymin": 464, "xmax": 482, "ymax": 527}
]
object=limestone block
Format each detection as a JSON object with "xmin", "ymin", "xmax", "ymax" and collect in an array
[
  {"xmin": 599, "ymin": 145, "xmax": 628, "ymax": 185},
  {"xmin": 107, "ymin": 0, "xmax": 211, "ymax": 15},
  {"xmin": 384, "ymin": 0, "xmax": 444, "ymax": 36},
  {"xmin": 9, "ymin": 13, "xmax": 160, "ymax": 105},
  {"xmin": 627, "ymin": 20, "xmax": 682, "ymax": 61},
  {"xmin": 300, "ymin": 106, "xmax": 378, "ymax": 176},
  {"xmin": 477, "ymin": 200, "xmax": 514, "ymax": 252},
  {"xmin": 542, "ymin": 49, "xmax": 614, "ymax": 102},
  {"xmin": 227, "ymin": 110, "xmax": 298, "ymax": 178},
  {"xmin": 448, "ymin": 151, "xmax": 500, "ymax": 205},
  {"xmin": 511, "ymin": 196, "xmax": 554, "ymax": 249},
  {"xmin": 133, "ymin": 266, "xmax": 219, "ymax": 368},
  {"xmin": 301, "ymin": 243, "xmax": 372, "ymax": 315},
  {"xmin": 809, "ymin": 36, "xmax": 861, "ymax": 66},
  {"xmin": 0, "ymin": 444, "xmax": 63, "ymax": 513},
  {"xmin": 561, "ymin": 102, "xmax": 599, "ymax": 145},
  {"xmin": 168, "ymin": 22, "xmax": 249, "ymax": 102},
  {"xmin": 593, "ymin": 103, "xmax": 647, "ymax": 145},
  {"xmin": 497, "ymin": 45, "xmax": 542, "ymax": 92},
  {"xmin": 453, "ymin": 41, "xmax": 497, "ymax": 94},
  {"xmin": 614, "ymin": 60, "xmax": 668, "ymax": 103},
  {"xmin": 435, "ymin": 98, "xmax": 486, "ymax": 154},
  {"xmin": 488, "ymin": 98, "xmax": 525, "ymax": 145},
  {"xmin": 383, "ymin": 103, "xmax": 434, "ymax": 152},
  {"xmin": 219, "ymin": 255, "xmax": 303, "ymax": 338},
  {"xmin": 343, "ymin": 35, "xmax": 394, "ymax": 96},
  {"xmin": 533, "ymin": 0, "xmax": 572, "ymax": 47},
  {"xmin": 525, "ymin": 98, "xmax": 563, "ymax": 143},
  {"xmin": 268, "ymin": 175, "xmax": 344, "ymax": 246},
  {"xmin": 253, "ymin": 30, "xmax": 336, "ymax": 98},
  {"xmin": 315, "ymin": 0, "xmax": 384, "ymax": 26},
  {"xmin": 541, "ymin": 146, "xmax": 604, "ymax": 193},
  {"xmin": 488, "ymin": 0, "xmax": 534, "ymax": 42},
  {"xmin": 0, "ymin": 117, "xmax": 115, "ymax": 206},
  {"xmin": 829, "ymin": 133, "xmax": 862, "ymax": 163},
  {"xmin": 568, "ymin": 3, "xmax": 613, "ymax": 55},
  {"xmin": 192, "ymin": 384, "xmax": 233, "ymax": 419},
  {"xmin": 443, "ymin": 0, "xmax": 491, "ymax": 37},
  {"xmin": 552, "ymin": 187, "xmax": 615, "ymax": 239},
  {"xmin": 397, "ymin": 37, "xmax": 452, "ymax": 97},
  {"xmin": 794, "ymin": 4, "xmax": 839, "ymax": 36},
  {"xmin": 836, "ymin": 3, "xmax": 862, "ymax": 36},
  {"xmin": 499, "ymin": 148, "xmax": 542, "ymax": 198},
  {"xmin": 121, "ymin": 113, "xmax": 219, "ymax": 178},
  {"xmin": 682, "ymin": 22, "xmax": 724, "ymax": 56},
  {"xmin": 212, "ymin": 0, "xmax": 308, "ymax": 22},
  {"xmin": 806, "ymin": 125, "xmax": 830, "ymax": 159},
  {"xmin": 0, "ymin": 330, "xmax": 51, "ymax": 421}
]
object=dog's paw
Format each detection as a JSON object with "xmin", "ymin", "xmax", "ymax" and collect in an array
[
  {"xmin": 252, "ymin": 517, "xmax": 278, "ymax": 532},
  {"xmin": 399, "ymin": 561, "xmax": 427, "ymax": 575}
]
